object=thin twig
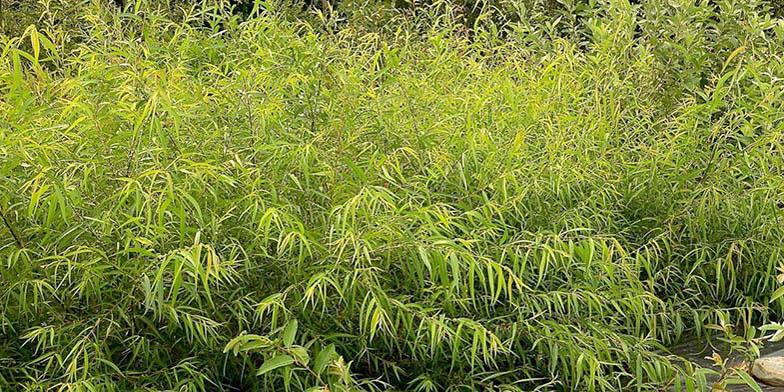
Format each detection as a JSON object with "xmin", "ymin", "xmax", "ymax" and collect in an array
[
  {"xmin": 310, "ymin": 79, "xmax": 321, "ymax": 136},
  {"xmin": 658, "ymin": 376, "xmax": 674, "ymax": 392},
  {"xmin": 275, "ymin": 344, "xmax": 332, "ymax": 392},
  {"xmin": 245, "ymin": 78, "xmax": 255, "ymax": 136},
  {"xmin": 321, "ymin": 0, "xmax": 331, "ymax": 16},
  {"xmin": 0, "ymin": 205, "xmax": 23, "ymax": 248}
]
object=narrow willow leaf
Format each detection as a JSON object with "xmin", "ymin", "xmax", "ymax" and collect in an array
[
  {"xmin": 770, "ymin": 286, "xmax": 784, "ymax": 303},
  {"xmin": 256, "ymin": 355, "xmax": 295, "ymax": 376},
  {"xmin": 736, "ymin": 370, "xmax": 762, "ymax": 392},
  {"xmin": 282, "ymin": 320, "xmax": 298, "ymax": 347},
  {"xmin": 314, "ymin": 344, "xmax": 336, "ymax": 374}
]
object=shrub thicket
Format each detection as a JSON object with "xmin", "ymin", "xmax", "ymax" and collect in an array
[{"xmin": 2, "ymin": 0, "xmax": 784, "ymax": 391}]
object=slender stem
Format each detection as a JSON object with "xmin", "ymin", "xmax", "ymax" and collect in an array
[
  {"xmin": 658, "ymin": 377, "xmax": 674, "ymax": 392},
  {"xmin": 310, "ymin": 79, "xmax": 321, "ymax": 136},
  {"xmin": 245, "ymin": 78, "xmax": 255, "ymax": 136},
  {"xmin": 0, "ymin": 205, "xmax": 23, "ymax": 248},
  {"xmin": 275, "ymin": 344, "xmax": 331, "ymax": 392}
]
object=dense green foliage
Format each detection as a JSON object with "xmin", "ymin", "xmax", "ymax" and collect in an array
[{"xmin": 2, "ymin": 0, "xmax": 784, "ymax": 390}]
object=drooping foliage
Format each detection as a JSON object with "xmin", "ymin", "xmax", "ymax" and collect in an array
[{"xmin": 2, "ymin": 0, "xmax": 784, "ymax": 391}]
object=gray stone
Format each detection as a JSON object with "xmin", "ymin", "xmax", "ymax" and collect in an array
[
  {"xmin": 664, "ymin": 338, "xmax": 784, "ymax": 391},
  {"xmin": 754, "ymin": 357, "xmax": 784, "ymax": 387}
]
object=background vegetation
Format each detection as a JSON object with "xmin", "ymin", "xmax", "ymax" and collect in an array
[{"xmin": 2, "ymin": 0, "xmax": 784, "ymax": 390}]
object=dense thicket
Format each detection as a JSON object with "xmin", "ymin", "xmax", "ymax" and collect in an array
[{"xmin": 2, "ymin": 0, "xmax": 784, "ymax": 391}]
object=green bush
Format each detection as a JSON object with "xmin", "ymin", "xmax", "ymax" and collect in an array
[{"xmin": 1, "ymin": 0, "xmax": 784, "ymax": 391}]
